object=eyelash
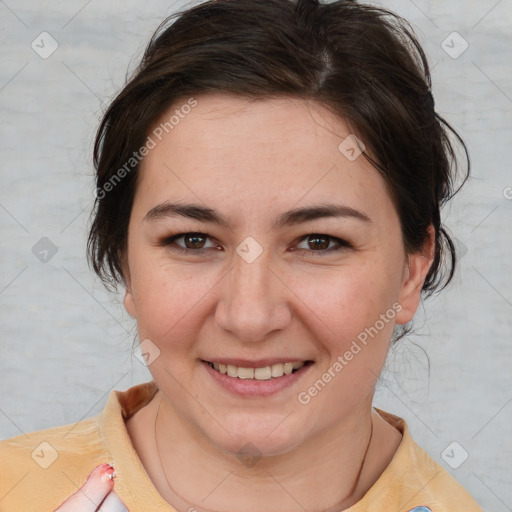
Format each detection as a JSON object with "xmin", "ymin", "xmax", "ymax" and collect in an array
[{"xmin": 159, "ymin": 232, "xmax": 353, "ymax": 257}]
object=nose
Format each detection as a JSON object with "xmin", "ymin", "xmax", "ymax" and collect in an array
[{"xmin": 214, "ymin": 249, "xmax": 292, "ymax": 343}]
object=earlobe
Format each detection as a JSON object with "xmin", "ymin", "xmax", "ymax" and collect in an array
[
  {"xmin": 395, "ymin": 226, "xmax": 435, "ymax": 325},
  {"xmin": 123, "ymin": 287, "xmax": 137, "ymax": 318},
  {"xmin": 120, "ymin": 252, "xmax": 137, "ymax": 319}
]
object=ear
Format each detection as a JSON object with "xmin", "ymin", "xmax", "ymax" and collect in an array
[
  {"xmin": 395, "ymin": 225, "xmax": 435, "ymax": 325},
  {"xmin": 120, "ymin": 250, "xmax": 137, "ymax": 319}
]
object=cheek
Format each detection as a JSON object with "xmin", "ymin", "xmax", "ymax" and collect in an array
[
  {"xmin": 130, "ymin": 258, "xmax": 217, "ymax": 350},
  {"xmin": 290, "ymin": 259, "xmax": 401, "ymax": 339},
  {"xmin": 291, "ymin": 268, "xmax": 398, "ymax": 420}
]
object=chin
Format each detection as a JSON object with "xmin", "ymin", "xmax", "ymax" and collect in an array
[{"xmin": 202, "ymin": 413, "xmax": 309, "ymax": 460}]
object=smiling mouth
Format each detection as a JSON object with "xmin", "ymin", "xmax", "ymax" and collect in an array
[{"xmin": 203, "ymin": 360, "xmax": 313, "ymax": 380}]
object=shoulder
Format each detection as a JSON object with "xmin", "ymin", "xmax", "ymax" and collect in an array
[
  {"xmin": 0, "ymin": 383, "xmax": 158, "ymax": 511},
  {"xmin": 0, "ymin": 416, "xmax": 110, "ymax": 511},
  {"xmin": 403, "ymin": 439, "xmax": 483, "ymax": 511},
  {"xmin": 360, "ymin": 409, "xmax": 484, "ymax": 512}
]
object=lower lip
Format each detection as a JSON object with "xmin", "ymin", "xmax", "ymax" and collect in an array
[{"xmin": 201, "ymin": 361, "xmax": 313, "ymax": 398}]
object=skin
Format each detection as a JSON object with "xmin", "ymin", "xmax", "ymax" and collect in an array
[
  {"xmin": 123, "ymin": 94, "xmax": 434, "ymax": 512},
  {"xmin": 55, "ymin": 463, "xmax": 129, "ymax": 511}
]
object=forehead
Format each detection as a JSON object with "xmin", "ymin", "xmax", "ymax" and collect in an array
[
  {"xmin": 148, "ymin": 94, "xmax": 347, "ymax": 161},
  {"xmin": 134, "ymin": 94, "xmax": 395, "ymax": 227}
]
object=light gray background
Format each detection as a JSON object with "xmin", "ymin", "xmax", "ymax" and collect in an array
[{"xmin": 0, "ymin": 0, "xmax": 511, "ymax": 510}]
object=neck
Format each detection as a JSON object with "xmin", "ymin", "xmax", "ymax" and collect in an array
[{"xmin": 150, "ymin": 392, "xmax": 381, "ymax": 512}]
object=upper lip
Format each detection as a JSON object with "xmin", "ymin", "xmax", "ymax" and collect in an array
[{"xmin": 202, "ymin": 358, "xmax": 313, "ymax": 368}]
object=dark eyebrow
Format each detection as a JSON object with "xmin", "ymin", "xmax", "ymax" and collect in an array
[
  {"xmin": 144, "ymin": 202, "xmax": 230, "ymax": 227},
  {"xmin": 274, "ymin": 203, "xmax": 371, "ymax": 228},
  {"xmin": 143, "ymin": 202, "xmax": 371, "ymax": 229}
]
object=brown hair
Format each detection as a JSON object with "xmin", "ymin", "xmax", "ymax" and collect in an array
[{"xmin": 88, "ymin": 0, "xmax": 469, "ymax": 299}]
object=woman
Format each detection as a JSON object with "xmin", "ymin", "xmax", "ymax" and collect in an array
[{"xmin": 0, "ymin": 0, "xmax": 482, "ymax": 510}]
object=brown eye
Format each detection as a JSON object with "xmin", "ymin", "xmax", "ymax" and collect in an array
[
  {"xmin": 183, "ymin": 233, "xmax": 207, "ymax": 249},
  {"xmin": 293, "ymin": 234, "xmax": 353, "ymax": 256},
  {"xmin": 160, "ymin": 232, "xmax": 219, "ymax": 254},
  {"xmin": 306, "ymin": 235, "xmax": 330, "ymax": 250}
]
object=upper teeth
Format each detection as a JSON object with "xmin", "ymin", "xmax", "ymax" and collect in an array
[{"xmin": 211, "ymin": 361, "xmax": 305, "ymax": 380}]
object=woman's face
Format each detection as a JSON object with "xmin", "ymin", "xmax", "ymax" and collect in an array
[{"xmin": 123, "ymin": 94, "xmax": 432, "ymax": 456}]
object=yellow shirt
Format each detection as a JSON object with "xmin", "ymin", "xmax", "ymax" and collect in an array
[{"xmin": 0, "ymin": 381, "xmax": 483, "ymax": 511}]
